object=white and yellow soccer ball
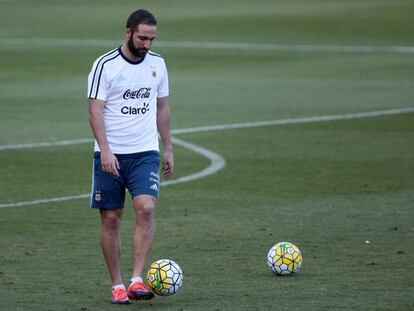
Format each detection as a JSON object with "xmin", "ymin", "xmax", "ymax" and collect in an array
[
  {"xmin": 146, "ymin": 259, "xmax": 183, "ymax": 296},
  {"xmin": 267, "ymin": 242, "xmax": 302, "ymax": 275}
]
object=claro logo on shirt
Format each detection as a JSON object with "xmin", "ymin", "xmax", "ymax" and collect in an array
[
  {"xmin": 121, "ymin": 103, "xmax": 150, "ymax": 115},
  {"xmin": 123, "ymin": 88, "xmax": 151, "ymax": 99}
]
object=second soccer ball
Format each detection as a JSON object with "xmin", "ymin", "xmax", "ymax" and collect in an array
[{"xmin": 267, "ymin": 241, "xmax": 302, "ymax": 275}]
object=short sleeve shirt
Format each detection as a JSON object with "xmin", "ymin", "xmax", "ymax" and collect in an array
[{"xmin": 87, "ymin": 47, "xmax": 169, "ymax": 154}]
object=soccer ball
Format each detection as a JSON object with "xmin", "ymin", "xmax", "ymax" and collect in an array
[
  {"xmin": 146, "ymin": 259, "xmax": 183, "ymax": 296},
  {"xmin": 267, "ymin": 241, "xmax": 302, "ymax": 275}
]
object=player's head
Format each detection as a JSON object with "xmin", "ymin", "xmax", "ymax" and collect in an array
[
  {"xmin": 126, "ymin": 9, "xmax": 157, "ymax": 29},
  {"xmin": 125, "ymin": 9, "xmax": 157, "ymax": 59}
]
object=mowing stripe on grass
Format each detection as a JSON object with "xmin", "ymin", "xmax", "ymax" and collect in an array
[
  {"xmin": 0, "ymin": 107, "xmax": 413, "ymax": 208},
  {"xmin": 1, "ymin": 38, "xmax": 414, "ymax": 54}
]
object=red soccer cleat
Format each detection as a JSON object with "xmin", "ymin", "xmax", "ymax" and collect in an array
[
  {"xmin": 127, "ymin": 281, "xmax": 154, "ymax": 300},
  {"xmin": 111, "ymin": 287, "xmax": 131, "ymax": 304}
]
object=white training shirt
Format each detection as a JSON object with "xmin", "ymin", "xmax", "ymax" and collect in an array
[{"xmin": 87, "ymin": 47, "xmax": 169, "ymax": 154}]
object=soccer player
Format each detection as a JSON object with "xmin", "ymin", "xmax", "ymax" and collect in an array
[{"xmin": 87, "ymin": 9, "xmax": 173, "ymax": 304}]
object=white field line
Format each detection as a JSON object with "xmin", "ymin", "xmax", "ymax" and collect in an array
[
  {"xmin": 1, "ymin": 37, "xmax": 414, "ymax": 54},
  {"xmin": 0, "ymin": 194, "xmax": 90, "ymax": 208},
  {"xmin": 163, "ymin": 137, "xmax": 226, "ymax": 186},
  {"xmin": 172, "ymin": 107, "xmax": 414, "ymax": 134},
  {"xmin": 0, "ymin": 107, "xmax": 413, "ymax": 208},
  {"xmin": 158, "ymin": 41, "xmax": 414, "ymax": 54},
  {"xmin": 1, "ymin": 107, "xmax": 413, "ymax": 151},
  {"xmin": 0, "ymin": 137, "xmax": 226, "ymax": 208},
  {"xmin": 0, "ymin": 138, "xmax": 93, "ymax": 151}
]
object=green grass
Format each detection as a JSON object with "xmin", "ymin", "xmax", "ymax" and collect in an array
[{"xmin": 0, "ymin": 0, "xmax": 413, "ymax": 310}]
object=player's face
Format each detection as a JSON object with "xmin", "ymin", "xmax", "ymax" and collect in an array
[{"xmin": 127, "ymin": 24, "xmax": 157, "ymax": 59}]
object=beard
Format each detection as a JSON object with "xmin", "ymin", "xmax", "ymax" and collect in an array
[{"xmin": 127, "ymin": 35, "xmax": 148, "ymax": 59}]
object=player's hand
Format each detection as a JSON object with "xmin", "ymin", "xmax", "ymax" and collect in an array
[
  {"xmin": 162, "ymin": 149, "xmax": 174, "ymax": 179},
  {"xmin": 100, "ymin": 151, "xmax": 120, "ymax": 177}
]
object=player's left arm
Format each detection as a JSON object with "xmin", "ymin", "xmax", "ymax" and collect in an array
[{"xmin": 157, "ymin": 96, "xmax": 174, "ymax": 179}]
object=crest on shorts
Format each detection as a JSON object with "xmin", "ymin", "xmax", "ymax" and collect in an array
[{"xmin": 94, "ymin": 191, "xmax": 102, "ymax": 202}]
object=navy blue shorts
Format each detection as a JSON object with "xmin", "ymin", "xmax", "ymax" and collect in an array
[{"xmin": 90, "ymin": 151, "xmax": 160, "ymax": 209}]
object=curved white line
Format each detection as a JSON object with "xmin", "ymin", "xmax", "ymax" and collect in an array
[
  {"xmin": 1, "ymin": 107, "xmax": 413, "ymax": 208},
  {"xmin": 163, "ymin": 137, "xmax": 226, "ymax": 186},
  {"xmin": 0, "ymin": 137, "xmax": 226, "ymax": 208}
]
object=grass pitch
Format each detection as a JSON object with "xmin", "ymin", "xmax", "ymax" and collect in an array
[{"xmin": 1, "ymin": 1, "xmax": 413, "ymax": 310}]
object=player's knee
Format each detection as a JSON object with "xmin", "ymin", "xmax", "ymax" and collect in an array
[
  {"xmin": 136, "ymin": 203, "xmax": 155, "ymax": 222},
  {"xmin": 101, "ymin": 212, "xmax": 122, "ymax": 232}
]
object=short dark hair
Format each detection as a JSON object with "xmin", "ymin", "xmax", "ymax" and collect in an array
[{"xmin": 126, "ymin": 9, "xmax": 157, "ymax": 29}]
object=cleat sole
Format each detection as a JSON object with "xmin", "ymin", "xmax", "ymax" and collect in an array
[
  {"xmin": 128, "ymin": 291, "xmax": 154, "ymax": 300},
  {"xmin": 111, "ymin": 300, "xmax": 132, "ymax": 305}
]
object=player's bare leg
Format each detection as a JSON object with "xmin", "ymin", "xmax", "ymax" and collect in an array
[
  {"xmin": 128, "ymin": 194, "xmax": 156, "ymax": 300},
  {"xmin": 100, "ymin": 209, "xmax": 124, "ymax": 286},
  {"xmin": 131, "ymin": 194, "xmax": 156, "ymax": 277}
]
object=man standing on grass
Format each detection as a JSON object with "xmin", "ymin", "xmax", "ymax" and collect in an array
[{"xmin": 87, "ymin": 9, "xmax": 173, "ymax": 304}]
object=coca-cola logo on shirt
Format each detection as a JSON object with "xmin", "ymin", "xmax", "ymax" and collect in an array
[{"xmin": 123, "ymin": 87, "xmax": 151, "ymax": 100}]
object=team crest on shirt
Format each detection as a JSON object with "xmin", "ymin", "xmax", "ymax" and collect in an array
[{"xmin": 151, "ymin": 66, "xmax": 157, "ymax": 78}]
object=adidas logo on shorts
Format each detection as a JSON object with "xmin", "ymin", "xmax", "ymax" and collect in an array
[{"xmin": 150, "ymin": 184, "xmax": 158, "ymax": 191}]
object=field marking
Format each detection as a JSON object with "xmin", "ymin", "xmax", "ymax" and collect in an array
[
  {"xmin": 1, "ymin": 107, "xmax": 413, "ymax": 151},
  {"xmin": 1, "ymin": 37, "xmax": 414, "ymax": 54},
  {"xmin": 0, "ymin": 194, "xmax": 90, "ymax": 208},
  {"xmin": 172, "ymin": 107, "xmax": 414, "ymax": 134},
  {"xmin": 163, "ymin": 137, "xmax": 226, "ymax": 186},
  {"xmin": 0, "ymin": 138, "xmax": 92, "ymax": 151},
  {"xmin": 0, "ymin": 137, "xmax": 225, "ymax": 208},
  {"xmin": 0, "ymin": 107, "xmax": 413, "ymax": 208}
]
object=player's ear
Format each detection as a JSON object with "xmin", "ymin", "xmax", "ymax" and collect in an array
[{"xmin": 126, "ymin": 27, "xmax": 133, "ymax": 37}]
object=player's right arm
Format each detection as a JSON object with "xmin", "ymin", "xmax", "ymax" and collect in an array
[{"xmin": 88, "ymin": 98, "xmax": 120, "ymax": 177}]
